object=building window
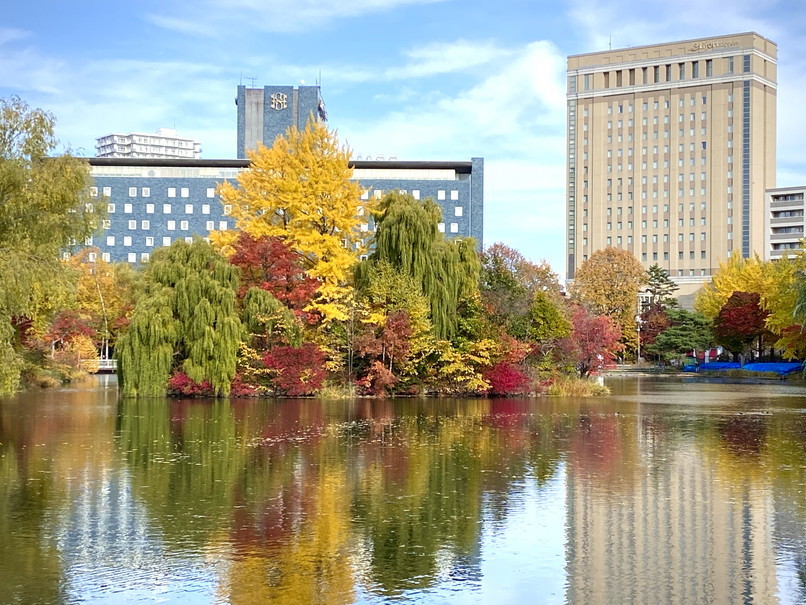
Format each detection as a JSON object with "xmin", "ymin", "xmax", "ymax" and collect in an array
[
  {"xmin": 90, "ymin": 187, "xmax": 98, "ymax": 197},
  {"xmin": 141, "ymin": 220, "xmax": 150, "ymax": 230},
  {"xmin": 163, "ymin": 204, "xmax": 171, "ymax": 214},
  {"xmin": 450, "ymin": 190, "xmax": 459, "ymax": 201},
  {"xmin": 142, "ymin": 187, "xmax": 150, "ymax": 197},
  {"xmin": 180, "ymin": 221, "xmax": 189, "ymax": 230},
  {"xmin": 223, "ymin": 205, "xmax": 232, "ymax": 215},
  {"xmin": 146, "ymin": 237, "xmax": 154, "ymax": 247},
  {"xmin": 185, "ymin": 204, "xmax": 194, "ymax": 214},
  {"xmin": 202, "ymin": 204, "xmax": 210, "ymax": 215},
  {"xmin": 123, "ymin": 236, "xmax": 132, "ymax": 246},
  {"xmin": 450, "ymin": 223, "xmax": 459, "ymax": 233},
  {"xmin": 206, "ymin": 188, "xmax": 215, "ymax": 198},
  {"xmin": 180, "ymin": 188, "xmax": 189, "ymax": 198},
  {"xmin": 412, "ymin": 190, "xmax": 420, "ymax": 200},
  {"xmin": 146, "ymin": 203, "xmax": 155, "ymax": 214},
  {"xmin": 167, "ymin": 221, "xmax": 176, "ymax": 231},
  {"xmin": 163, "ymin": 236, "xmax": 171, "ymax": 246},
  {"xmin": 455, "ymin": 207, "xmax": 463, "ymax": 217},
  {"xmin": 128, "ymin": 253, "xmax": 136, "ymax": 263},
  {"xmin": 438, "ymin": 223, "xmax": 445, "ymax": 233},
  {"xmin": 438, "ymin": 190, "xmax": 446, "ymax": 200},
  {"xmin": 219, "ymin": 221, "xmax": 228, "ymax": 230},
  {"xmin": 168, "ymin": 188, "xmax": 176, "ymax": 198},
  {"xmin": 103, "ymin": 186, "xmax": 111, "ymax": 196},
  {"xmin": 140, "ymin": 253, "xmax": 150, "ymax": 262},
  {"xmin": 106, "ymin": 236, "xmax": 115, "ymax": 246},
  {"xmin": 128, "ymin": 187, "xmax": 137, "ymax": 197},
  {"xmin": 102, "ymin": 253, "xmax": 111, "ymax": 262},
  {"xmin": 128, "ymin": 220, "xmax": 136, "ymax": 230},
  {"xmin": 206, "ymin": 221, "xmax": 214, "ymax": 230}
]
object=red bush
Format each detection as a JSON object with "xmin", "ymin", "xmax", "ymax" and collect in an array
[
  {"xmin": 262, "ymin": 343, "xmax": 327, "ymax": 396},
  {"xmin": 484, "ymin": 362, "xmax": 530, "ymax": 396},
  {"xmin": 168, "ymin": 372, "xmax": 214, "ymax": 396}
]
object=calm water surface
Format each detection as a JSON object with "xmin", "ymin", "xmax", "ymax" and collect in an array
[{"xmin": 1, "ymin": 376, "xmax": 805, "ymax": 604}]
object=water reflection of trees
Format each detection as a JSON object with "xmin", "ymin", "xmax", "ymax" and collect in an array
[
  {"xmin": 116, "ymin": 397, "xmax": 571, "ymax": 601},
  {"xmin": 2, "ymin": 386, "xmax": 804, "ymax": 602}
]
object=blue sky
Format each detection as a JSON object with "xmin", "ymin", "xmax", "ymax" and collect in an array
[{"xmin": 2, "ymin": 0, "xmax": 805, "ymax": 278}]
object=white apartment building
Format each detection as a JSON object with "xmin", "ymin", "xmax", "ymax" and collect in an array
[
  {"xmin": 765, "ymin": 186, "xmax": 805, "ymax": 260},
  {"xmin": 95, "ymin": 128, "xmax": 202, "ymax": 159}
]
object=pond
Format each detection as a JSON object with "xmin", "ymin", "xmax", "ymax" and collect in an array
[{"xmin": 1, "ymin": 376, "xmax": 805, "ymax": 604}]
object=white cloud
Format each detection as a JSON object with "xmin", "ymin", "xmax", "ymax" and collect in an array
[
  {"xmin": 0, "ymin": 28, "xmax": 29, "ymax": 45},
  {"xmin": 336, "ymin": 40, "xmax": 568, "ymax": 267},
  {"xmin": 148, "ymin": 0, "xmax": 447, "ymax": 35},
  {"xmin": 387, "ymin": 40, "xmax": 515, "ymax": 79}
]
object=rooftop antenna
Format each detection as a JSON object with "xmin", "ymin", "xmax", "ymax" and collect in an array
[{"xmin": 609, "ymin": 35, "xmax": 612, "ymax": 50}]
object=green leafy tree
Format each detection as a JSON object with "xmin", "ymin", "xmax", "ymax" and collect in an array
[
  {"xmin": 480, "ymin": 243, "xmax": 562, "ymax": 333},
  {"xmin": 117, "ymin": 239, "xmax": 242, "ymax": 397},
  {"xmin": 0, "ymin": 96, "xmax": 103, "ymax": 393},
  {"xmin": 361, "ymin": 192, "xmax": 480, "ymax": 340},
  {"xmin": 354, "ymin": 259, "xmax": 433, "ymax": 386}
]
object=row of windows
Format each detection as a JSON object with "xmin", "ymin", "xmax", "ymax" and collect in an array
[
  {"xmin": 772, "ymin": 210, "xmax": 804, "ymax": 218},
  {"xmin": 772, "ymin": 226, "xmax": 804, "ymax": 235},
  {"xmin": 104, "ymin": 228, "xmax": 227, "ymax": 248},
  {"xmin": 107, "ymin": 203, "xmax": 227, "ymax": 215},
  {"xmin": 65, "ymin": 237, "xmax": 202, "ymax": 264},
  {"xmin": 359, "ymin": 188, "xmax": 461, "ymax": 202},
  {"xmin": 90, "ymin": 186, "xmax": 217, "ymax": 199},
  {"xmin": 581, "ymin": 56, "xmax": 746, "ymax": 91},
  {"xmin": 112, "ymin": 220, "xmax": 230, "ymax": 233},
  {"xmin": 601, "ymin": 217, "xmax": 710, "ymax": 230},
  {"xmin": 586, "ymin": 96, "xmax": 719, "ymax": 118},
  {"xmin": 593, "ymin": 201, "xmax": 711, "ymax": 216}
]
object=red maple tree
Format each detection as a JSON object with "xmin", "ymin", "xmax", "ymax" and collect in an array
[
  {"xmin": 559, "ymin": 306, "xmax": 623, "ymax": 377},
  {"xmin": 713, "ymin": 291, "xmax": 770, "ymax": 358},
  {"xmin": 229, "ymin": 233, "xmax": 320, "ymax": 322},
  {"xmin": 262, "ymin": 343, "xmax": 327, "ymax": 396}
]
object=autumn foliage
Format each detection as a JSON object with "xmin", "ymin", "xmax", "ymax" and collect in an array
[
  {"xmin": 560, "ymin": 306, "xmax": 623, "ymax": 377},
  {"xmin": 262, "ymin": 343, "xmax": 327, "ymax": 396}
]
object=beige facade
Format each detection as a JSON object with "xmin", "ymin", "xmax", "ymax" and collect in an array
[
  {"xmin": 566, "ymin": 33, "xmax": 777, "ymax": 298},
  {"xmin": 566, "ymin": 437, "xmax": 779, "ymax": 604},
  {"xmin": 765, "ymin": 186, "xmax": 805, "ymax": 260}
]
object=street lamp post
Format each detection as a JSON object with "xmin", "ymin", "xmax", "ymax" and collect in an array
[{"xmin": 635, "ymin": 314, "xmax": 643, "ymax": 363}]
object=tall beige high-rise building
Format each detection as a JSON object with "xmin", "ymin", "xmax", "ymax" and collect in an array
[{"xmin": 566, "ymin": 33, "xmax": 777, "ymax": 300}]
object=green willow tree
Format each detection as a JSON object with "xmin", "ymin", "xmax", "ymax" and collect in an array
[
  {"xmin": 117, "ymin": 239, "xmax": 242, "ymax": 397},
  {"xmin": 0, "ymin": 96, "xmax": 103, "ymax": 393},
  {"xmin": 360, "ymin": 192, "xmax": 480, "ymax": 340}
]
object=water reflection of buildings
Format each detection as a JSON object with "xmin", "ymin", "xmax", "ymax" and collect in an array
[{"xmin": 565, "ymin": 418, "xmax": 778, "ymax": 604}]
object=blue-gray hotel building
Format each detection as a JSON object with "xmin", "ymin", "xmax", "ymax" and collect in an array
[
  {"xmin": 82, "ymin": 157, "xmax": 484, "ymax": 263},
  {"xmin": 78, "ymin": 84, "xmax": 483, "ymax": 263}
]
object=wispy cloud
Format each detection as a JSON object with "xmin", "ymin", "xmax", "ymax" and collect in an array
[
  {"xmin": 0, "ymin": 33, "xmax": 66, "ymax": 95},
  {"xmin": 0, "ymin": 28, "xmax": 29, "ymax": 45},
  {"xmin": 147, "ymin": 0, "xmax": 447, "ymax": 35}
]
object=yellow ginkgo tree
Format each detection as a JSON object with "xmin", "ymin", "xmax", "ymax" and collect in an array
[{"xmin": 215, "ymin": 121, "xmax": 369, "ymax": 323}]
